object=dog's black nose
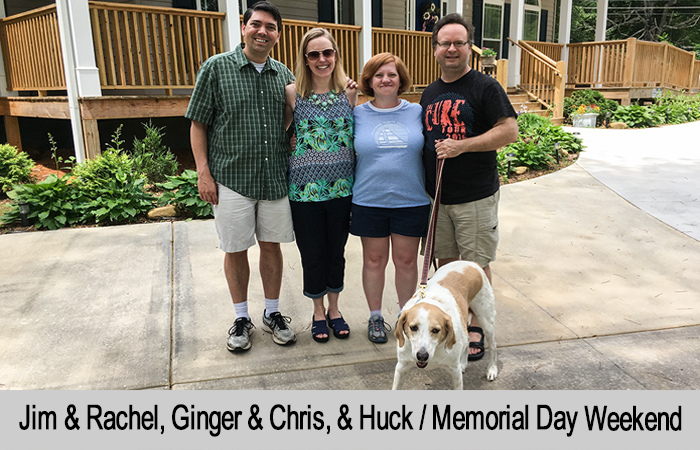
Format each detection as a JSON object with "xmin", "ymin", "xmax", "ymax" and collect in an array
[{"xmin": 416, "ymin": 350, "xmax": 429, "ymax": 362}]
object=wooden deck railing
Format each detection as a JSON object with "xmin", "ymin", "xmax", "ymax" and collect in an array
[
  {"xmin": 0, "ymin": 5, "xmax": 65, "ymax": 92},
  {"xmin": 89, "ymin": 1, "xmax": 224, "ymax": 90},
  {"xmin": 372, "ymin": 28, "xmax": 437, "ymax": 88},
  {"xmin": 0, "ymin": 3, "xmax": 696, "ymax": 97},
  {"xmin": 271, "ymin": 19, "xmax": 361, "ymax": 82},
  {"xmin": 509, "ymin": 38, "xmax": 566, "ymax": 118},
  {"xmin": 523, "ymin": 41, "xmax": 564, "ymax": 62},
  {"xmin": 567, "ymin": 38, "xmax": 698, "ymax": 90}
]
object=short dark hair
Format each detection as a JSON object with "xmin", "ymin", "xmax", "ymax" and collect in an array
[
  {"xmin": 243, "ymin": 1, "xmax": 283, "ymax": 31},
  {"xmin": 432, "ymin": 13, "xmax": 475, "ymax": 48}
]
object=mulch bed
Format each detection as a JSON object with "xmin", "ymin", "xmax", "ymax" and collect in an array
[{"xmin": 1, "ymin": 152, "xmax": 579, "ymax": 234}]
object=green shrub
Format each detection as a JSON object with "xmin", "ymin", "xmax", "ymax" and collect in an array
[
  {"xmin": 498, "ymin": 113, "xmax": 585, "ymax": 178},
  {"xmin": 132, "ymin": 122, "xmax": 179, "ymax": 185},
  {"xmin": 564, "ymin": 89, "xmax": 618, "ymax": 126},
  {"xmin": 612, "ymin": 104, "xmax": 663, "ymax": 128},
  {"xmin": 3, "ymin": 174, "xmax": 86, "ymax": 230},
  {"xmin": 157, "ymin": 170, "xmax": 213, "ymax": 218},
  {"xmin": 653, "ymin": 92, "xmax": 700, "ymax": 124},
  {"xmin": 81, "ymin": 168, "xmax": 156, "ymax": 224},
  {"xmin": 0, "ymin": 144, "xmax": 35, "ymax": 193},
  {"xmin": 72, "ymin": 125, "xmax": 135, "ymax": 192}
]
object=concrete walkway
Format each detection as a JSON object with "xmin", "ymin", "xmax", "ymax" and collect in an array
[{"xmin": 1, "ymin": 122, "xmax": 699, "ymax": 390}]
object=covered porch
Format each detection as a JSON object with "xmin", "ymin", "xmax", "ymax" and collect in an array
[{"xmin": 0, "ymin": 0, "xmax": 698, "ymax": 161}]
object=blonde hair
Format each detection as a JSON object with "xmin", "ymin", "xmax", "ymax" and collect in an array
[
  {"xmin": 360, "ymin": 52, "xmax": 412, "ymax": 97},
  {"xmin": 294, "ymin": 28, "xmax": 348, "ymax": 99}
]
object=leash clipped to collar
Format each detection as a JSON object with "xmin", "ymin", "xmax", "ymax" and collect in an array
[{"xmin": 419, "ymin": 157, "xmax": 445, "ymax": 298}]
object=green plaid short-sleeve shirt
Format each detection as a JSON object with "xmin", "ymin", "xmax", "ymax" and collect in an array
[{"xmin": 185, "ymin": 45, "xmax": 295, "ymax": 200}]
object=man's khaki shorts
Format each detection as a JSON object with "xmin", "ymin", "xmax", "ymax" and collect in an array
[
  {"xmin": 213, "ymin": 183, "xmax": 294, "ymax": 253},
  {"xmin": 433, "ymin": 190, "xmax": 500, "ymax": 268}
]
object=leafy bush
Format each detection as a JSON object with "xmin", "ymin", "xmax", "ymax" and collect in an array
[
  {"xmin": 157, "ymin": 170, "xmax": 213, "ymax": 218},
  {"xmin": 132, "ymin": 122, "xmax": 179, "ymax": 185},
  {"xmin": 0, "ymin": 144, "xmax": 35, "ymax": 193},
  {"xmin": 498, "ymin": 113, "xmax": 585, "ymax": 178},
  {"xmin": 81, "ymin": 169, "xmax": 156, "ymax": 224},
  {"xmin": 564, "ymin": 89, "xmax": 618, "ymax": 126},
  {"xmin": 653, "ymin": 92, "xmax": 700, "ymax": 124},
  {"xmin": 72, "ymin": 125, "xmax": 134, "ymax": 192},
  {"xmin": 4, "ymin": 174, "xmax": 86, "ymax": 230},
  {"xmin": 612, "ymin": 104, "xmax": 663, "ymax": 128}
]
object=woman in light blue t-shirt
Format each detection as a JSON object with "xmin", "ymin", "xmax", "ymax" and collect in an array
[{"xmin": 350, "ymin": 53, "xmax": 430, "ymax": 344}]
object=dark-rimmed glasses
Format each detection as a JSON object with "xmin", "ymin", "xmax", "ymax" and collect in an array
[
  {"xmin": 305, "ymin": 48, "xmax": 335, "ymax": 61},
  {"xmin": 436, "ymin": 40, "xmax": 469, "ymax": 49}
]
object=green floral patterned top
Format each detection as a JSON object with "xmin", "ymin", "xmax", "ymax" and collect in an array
[{"xmin": 288, "ymin": 91, "xmax": 355, "ymax": 202}]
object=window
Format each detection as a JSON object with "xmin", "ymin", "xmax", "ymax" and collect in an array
[
  {"xmin": 523, "ymin": 0, "xmax": 540, "ymax": 41},
  {"xmin": 482, "ymin": 1, "xmax": 503, "ymax": 57}
]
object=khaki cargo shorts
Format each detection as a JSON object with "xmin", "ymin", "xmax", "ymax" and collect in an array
[{"xmin": 433, "ymin": 190, "xmax": 500, "ymax": 268}]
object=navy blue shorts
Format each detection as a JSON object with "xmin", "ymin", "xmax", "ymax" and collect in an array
[{"xmin": 350, "ymin": 204, "xmax": 430, "ymax": 238}]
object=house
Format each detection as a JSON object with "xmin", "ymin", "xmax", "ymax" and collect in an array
[{"xmin": 0, "ymin": 1, "xmax": 697, "ymax": 162}]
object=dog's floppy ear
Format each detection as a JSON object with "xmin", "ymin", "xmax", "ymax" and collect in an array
[
  {"xmin": 443, "ymin": 316, "xmax": 457, "ymax": 350},
  {"xmin": 395, "ymin": 312, "xmax": 407, "ymax": 348}
]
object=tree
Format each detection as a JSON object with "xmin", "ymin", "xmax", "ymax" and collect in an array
[{"xmin": 570, "ymin": 0, "xmax": 700, "ymax": 56}]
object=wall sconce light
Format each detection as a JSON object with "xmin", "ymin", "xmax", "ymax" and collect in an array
[{"xmin": 18, "ymin": 202, "xmax": 31, "ymax": 227}]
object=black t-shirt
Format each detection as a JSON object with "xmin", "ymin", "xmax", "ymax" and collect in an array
[{"xmin": 421, "ymin": 70, "xmax": 516, "ymax": 204}]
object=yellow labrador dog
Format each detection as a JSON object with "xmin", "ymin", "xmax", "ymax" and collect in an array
[{"xmin": 392, "ymin": 261, "xmax": 498, "ymax": 390}]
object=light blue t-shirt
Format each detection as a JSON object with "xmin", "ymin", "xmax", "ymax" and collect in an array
[{"xmin": 352, "ymin": 99, "xmax": 429, "ymax": 208}]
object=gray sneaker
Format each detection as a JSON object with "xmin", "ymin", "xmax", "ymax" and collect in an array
[
  {"xmin": 262, "ymin": 310, "xmax": 297, "ymax": 345},
  {"xmin": 227, "ymin": 317, "xmax": 254, "ymax": 352},
  {"xmin": 368, "ymin": 315, "xmax": 392, "ymax": 344}
]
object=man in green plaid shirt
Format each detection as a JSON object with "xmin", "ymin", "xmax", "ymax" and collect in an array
[{"xmin": 186, "ymin": 1, "xmax": 297, "ymax": 352}]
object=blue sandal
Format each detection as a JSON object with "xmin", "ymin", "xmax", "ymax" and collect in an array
[
  {"xmin": 312, "ymin": 316, "xmax": 329, "ymax": 343},
  {"xmin": 326, "ymin": 312, "xmax": 350, "ymax": 339}
]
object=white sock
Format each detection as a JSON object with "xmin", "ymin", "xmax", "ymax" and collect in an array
[
  {"xmin": 370, "ymin": 309, "xmax": 382, "ymax": 319},
  {"xmin": 264, "ymin": 298, "xmax": 279, "ymax": 317},
  {"xmin": 234, "ymin": 301, "xmax": 250, "ymax": 320}
]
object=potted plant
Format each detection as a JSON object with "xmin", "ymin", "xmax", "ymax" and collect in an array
[
  {"xmin": 481, "ymin": 47, "xmax": 497, "ymax": 66},
  {"xmin": 571, "ymin": 104, "xmax": 600, "ymax": 128}
]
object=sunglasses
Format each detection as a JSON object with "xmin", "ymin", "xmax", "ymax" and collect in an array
[{"xmin": 305, "ymin": 48, "xmax": 335, "ymax": 61}]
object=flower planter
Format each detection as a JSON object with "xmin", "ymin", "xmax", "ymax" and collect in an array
[
  {"xmin": 572, "ymin": 113, "xmax": 599, "ymax": 128},
  {"xmin": 481, "ymin": 56, "xmax": 496, "ymax": 67}
]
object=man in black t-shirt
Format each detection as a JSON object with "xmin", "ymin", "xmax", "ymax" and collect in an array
[{"xmin": 421, "ymin": 13, "xmax": 518, "ymax": 361}]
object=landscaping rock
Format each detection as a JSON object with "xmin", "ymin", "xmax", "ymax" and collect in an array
[
  {"xmin": 514, "ymin": 166, "xmax": 528, "ymax": 175},
  {"xmin": 147, "ymin": 205, "xmax": 180, "ymax": 219},
  {"xmin": 610, "ymin": 122, "xmax": 628, "ymax": 129}
]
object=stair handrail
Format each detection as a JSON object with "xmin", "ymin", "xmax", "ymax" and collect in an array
[{"xmin": 507, "ymin": 37, "xmax": 560, "ymax": 75}]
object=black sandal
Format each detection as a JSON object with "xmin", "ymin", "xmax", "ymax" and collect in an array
[
  {"xmin": 312, "ymin": 316, "xmax": 329, "ymax": 343},
  {"xmin": 467, "ymin": 326, "xmax": 485, "ymax": 361},
  {"xmin": 326, "ymin": 312, "xmax": 350, "ymax": 339}
]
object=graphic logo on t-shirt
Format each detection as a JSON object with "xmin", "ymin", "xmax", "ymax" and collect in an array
[
  {"xmin": 423, "ymin": 92, "xmax": 474, "ymax": 144},
  {"xmin": 373, "ymin": 121, "xmax": 409, "ymax": 149}
]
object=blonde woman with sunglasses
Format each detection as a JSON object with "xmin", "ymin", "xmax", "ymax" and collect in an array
[{"xmin": 284, "ymin": 28, "xmax": 358, "ymax": 343}]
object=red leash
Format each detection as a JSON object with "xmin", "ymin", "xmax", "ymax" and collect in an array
[{"xmin": 419, "ymin": 158, "xmax": 445, "ymax": 297}]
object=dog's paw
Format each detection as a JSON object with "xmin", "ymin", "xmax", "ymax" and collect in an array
[{"xmin": 486, "ymin": 366, "xmax": 498, "ymax": 381}]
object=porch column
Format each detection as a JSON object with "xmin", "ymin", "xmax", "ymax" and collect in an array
[
  {"xmin": 355, "ymin": 0, "xmax": 373, "ymax": 73},
  {"xmin": 446, "ymin": 0, "xmax": 464, "ymax": 15},
  {"xmin": 219, "ymin": 0, "xmax": 241, "ymax": 52},
  {"xmin": 595, "ymin": 0, "xmax": 609, "ymax": 42},
  {"xmin": 56, "ymin": 0, "xmax": 102, "ymax": 163},
  {"xmin": 558, "ymin": 0, "xmax": 573, "ymax": 61},
  {"xmin": 0, "ymin": 2, "xmax": 16, "ymax": 97},
  {"xmin": 507, "ymin": 0, "xmax": 524, "ymax": 87}
]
